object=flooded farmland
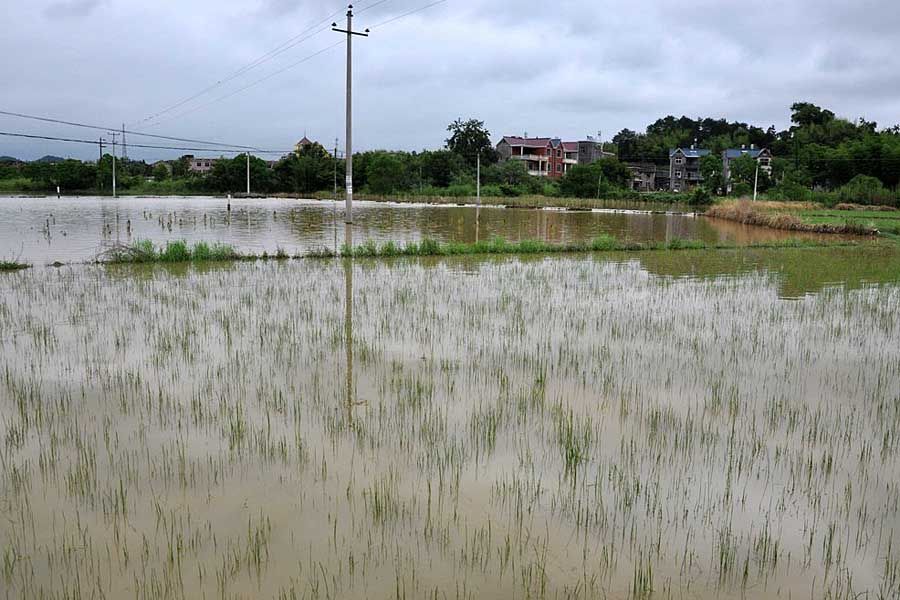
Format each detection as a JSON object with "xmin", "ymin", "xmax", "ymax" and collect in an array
[
  {"xmin": 2, "ymin": 245, "xmax": 899, "ymax": 599},
  {"xmin": 0, "ymin": 195, "xmax": 835, "ymax": 265}
]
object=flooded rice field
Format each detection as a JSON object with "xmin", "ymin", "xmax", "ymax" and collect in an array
[
  {"xmin": 2, "ymin": 245, "xmax": 899, "ymax": 599},
  {"xmin": 0, "ymin": 195, "xmax": 831, "ymax": 265}
]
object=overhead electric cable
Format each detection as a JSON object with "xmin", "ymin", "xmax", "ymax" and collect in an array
[
  {"xmin": 130, "ymin": 0, "xmax": 394, "ymax": 128},
  {"xmin": 0, "ymin": 109, "xmax": 260, "ymax": 150},
  {"xmin": 140, "ymin": 0, "xmax": 447, "ymax": 130},
  {"xmin": 0, "ymin": 131, "xmax": 293, "ymax": 154}
]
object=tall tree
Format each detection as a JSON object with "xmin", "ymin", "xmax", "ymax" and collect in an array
[{"xmin": 446, "ymin": 118, "xmax": 498, "ymax": 168}]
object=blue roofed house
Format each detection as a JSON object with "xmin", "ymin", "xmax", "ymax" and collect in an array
[
  {"xmin": 722, "ymin": 145, "xmax": 773, "ymax": 193},
  {"xmin": 669, "ymin": 146, "xmax": 711, "ymax": 192}
]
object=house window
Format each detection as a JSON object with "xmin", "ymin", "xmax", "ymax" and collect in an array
[
  {"xmin": 675, "ymin": 170, "xmax": 682, "ymax": 178},
  {"xmin": 557, "ymin": 164, "xmax": 562, "ymax": 172},
  {"xmin": 557, "ymin": 150, "xmax": 562, "ymax": 157},
  {"xmin": 675, "ymin": 157, "xmax": 684, "ymax": 165}
]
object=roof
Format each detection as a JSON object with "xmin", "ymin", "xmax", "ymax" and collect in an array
[
  {"xmin": 296, "ymin": 136, "xmax": 314, "ymax": 146},
  {"xmin": 670, "ymin": 148, "xmax": 711, "ymax": 158},
  {"xmin": 724, "ymin": 148, "xmax": 768, "ymax": 159},
  {"xmin": 562, "ymin": 142, "xmax": 578, "ymax": 152},
  {"xmin": 500, "ymin": 136, "xmax": 553, "ymax": 148}
]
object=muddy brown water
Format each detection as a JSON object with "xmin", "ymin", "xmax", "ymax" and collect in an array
[
  {"xmin": 1, "ymin": 245, "xmax": 899, "ymax": 598},
  {"xmin": 0, "ymin": 195, "xmax": 839, "ymax": 265}
]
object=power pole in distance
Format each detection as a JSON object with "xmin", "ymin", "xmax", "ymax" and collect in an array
[
  {"xmin": 108, "ymin": 131, "xmax": 118, "ymax": 198},
  {"xmin": 121, "ymin": 123, "xmax": 127, "ymax": 159},
  {"xmin": 332, "ymin": 5, "xmax": 369, "ymax": 224},
  {"xmin": 246, "ymin": 153, "xmax": 250, "ymax": 196}
]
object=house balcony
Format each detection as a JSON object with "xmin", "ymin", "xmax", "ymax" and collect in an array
[
  {"xmin": 510, "ymin": 154, "xmax": 547, "ymax": 162},
  {"xmin": 563, "ymin": 158, "xmax": 578, "ymax": 165}
]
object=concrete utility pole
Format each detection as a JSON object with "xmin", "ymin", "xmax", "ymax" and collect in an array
[
  {"xmin": 108, "ymin": 131, "xmax": 118, "ymax": 198},
  {"xmin": 246, "ymin": 153, "xmax": 250, "ymax": 195},
  {"xmin": 476, "ymin": 152, "xmax": 481, "ymax": 206},
  {"xmin": 121, "ymin": 123, "xmax": 127, "ymax": 159},
  {"xmin": 753, "ymin": 162, "xmax": 760, "ymax": 202},
  {"xmin": 332, "ymin": 6, "xmax": 369, "ymax": 224}
]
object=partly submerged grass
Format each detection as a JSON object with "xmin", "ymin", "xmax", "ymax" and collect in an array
[
  {"xmin": 0, "ymin": 260, "xmax": 30, "ymax": 271},
  {"xmin": 105, "ymin": 239, "xmax": 240, "ymax": 264},
  {"xmin": 329, "ymin": 234, "xmax": 862, "ymax": 259},
  {"xmin": 99, "ymin": 233, "xmax": 874, "ymax": 266}
]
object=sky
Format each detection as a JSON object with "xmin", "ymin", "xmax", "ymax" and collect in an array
[{"xmin": 2, "ymin": 0, "xmax": 899, "ymax": 161}]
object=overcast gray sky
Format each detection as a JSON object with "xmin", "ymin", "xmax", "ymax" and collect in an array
[{"xmin": 2, "ymin": 0, "xmax": 899, "ymax": 160}]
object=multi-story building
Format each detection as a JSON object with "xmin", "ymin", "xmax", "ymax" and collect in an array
[
  {"xmin": 669, "ymin": 146, "xmax": 710, "ymax": 192},
  {"xmin": 496, "ymin": 136, "xmax": 614, "ymax": 179},
  {"xmin": 625, "ymin": 162, "xmax": 658, "ymax": 192},
  {"xmin": 185, "ymin": 156, "xmax": 220, "ymax": 174},
  {"xmin": 722, "ymin": 145, "xmax": 772, "ymax": 192}
]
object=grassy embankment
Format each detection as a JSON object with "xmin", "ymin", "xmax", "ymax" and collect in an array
[
  {"xmin": 102, "ymin": 235, "xmax": 869, "ymax": 266},
  {"xmin": 705, "ymin": 199, "xmax": 900, "ymax": 236}
]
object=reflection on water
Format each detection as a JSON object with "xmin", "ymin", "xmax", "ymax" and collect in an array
[
  {"xmin": 2, "ymin": 252, "xmax": 898, "ymax": 598},
  {"xmin": 0, "ymin": 195, "xmax": 834, "ymax": 264}
]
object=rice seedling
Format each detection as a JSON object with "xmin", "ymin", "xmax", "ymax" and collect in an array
[{"xmin": 0, "ymin": 243, "xmax": 898, "ymax": 598}]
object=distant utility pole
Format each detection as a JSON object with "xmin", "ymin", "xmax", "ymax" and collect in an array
[
  {"xmin": 121, "ymin": 123, "xmax": 127, "ymax": 159},
  {"xmin": 332, "ymin": 5, "xmax": 369, "ymax": 224},
  {"xmin": 753, "ymin": 162, "xmax": 760, "ymax": 202},
  {"xmin": 476, "ymin": 152, "xmax": 481, "ymax": 206},
  {"xmin": 108, "ymin": 131, "xmax": 118, "ymax": 198},
  {"xmin": 246, "ymin": 153, "xmax": 250, "ymax": 195},
  {"xmin": 98, "ymin": 137, "xmax": 104, "ymax": 162}
]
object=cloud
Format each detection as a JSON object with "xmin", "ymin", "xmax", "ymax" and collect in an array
[
  {"xmin": 43, "ymin": 0, "xmax": 103, "ymax": 20},
  {"xmin": 1, "ymin": 0, "xmax": 898, "ymax": 160}
]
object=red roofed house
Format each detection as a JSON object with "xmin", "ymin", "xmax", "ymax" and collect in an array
[{"xmin": 496, "ymin": 136, "xmax": 607, "ymax": 178}]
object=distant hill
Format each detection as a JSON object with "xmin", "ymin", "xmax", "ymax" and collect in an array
[
  {"xmin": 34, "ymin": 155, "xmax": 65, "ymax": 164},
  {"xmin": 0, "ymin": 155, "xmax": 19, "ymax": 163}
]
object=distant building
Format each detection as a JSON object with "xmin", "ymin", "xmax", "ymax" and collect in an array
[
  {"xmin": 625, "ymin": 162, "xmax": 658, "ymax": 192},
  {"xmin": 185, "ymin": 156, "xmax": 220, "ymax": 174},
  {"xmin": 150, "ymin": 160, "xmax": 172, "ymax": 174},
  {"xmin": 669, "ymin": 147, "xmax": 710, "ymax": 192},
  {"xmin": 295, "ymin": 136, "xmax": 315, "ymax": 154},
  {"xmin": 496, "ymin": 136, "xmax": 615, "ymax": 179},
  {"xmin": 722, "ymin": 145, "xmax": 773, "ymax": 192}
]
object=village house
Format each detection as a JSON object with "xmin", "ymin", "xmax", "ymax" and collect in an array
[
  {"xmin": 668, "ymin": 146, "xmax": 710, "ymax": 192},
  {"xmin": 722, "ymin": 145, "xmax": 773, "ymax": 192},
  {"xmin": 496, "ymin": 136, "xmax": 613, "ymax": 179},
  {"xmin": 185, "ymin": 155, "xmax": 220, "ymax": 174}
]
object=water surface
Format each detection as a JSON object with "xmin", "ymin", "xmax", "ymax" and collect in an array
[
  {"xmin": 2, "ymin": 247, "xmax": 898, "ymax": 598},
  {"xmin": 0, "ymin": 195, "xmax": 834, "ymax": 264}
]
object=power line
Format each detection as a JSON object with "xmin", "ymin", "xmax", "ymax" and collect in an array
[
  {"xmin": 140, "ymin": 0, "xmax": 445, "ymax": 130},
  {"xmin": 369, "ymin": 0, "xmax": 445, "ymax": 29},
  {"xmin": 0, "ymin": 109, "xmax": 261, "ymax": 150},
  {"xmin": 130, "ymin": 0, "xmax": 393, "ymax": 129},
  {"xmin": 142, "ymin": 41, "xmax": 346, "ymax": 129},
  {"xmin": 0, "ymin": 131, "xmax": 294, "ymax": 155}
]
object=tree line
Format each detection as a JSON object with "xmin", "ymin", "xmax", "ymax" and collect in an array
[{"xmin": 2, "ymin": 103, "xmax": 897, "ymax": 203}]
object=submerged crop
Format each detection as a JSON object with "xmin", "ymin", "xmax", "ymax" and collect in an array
[{"xmin": 1, "ymin": 251, "xmax": 898, "ymax": 598}]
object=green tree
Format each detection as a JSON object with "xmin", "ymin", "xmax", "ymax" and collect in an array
[
  {"xmin": 558, "ymin": 159, "xmax": 631, "ymax": 198},
  {"xmin": 699, "ymin": 154, "xmax": 723, "ymax": 195},
  {"xmin": 446, "ymin": 118, "xmax": 498, "ymax": 168},
  {"xmin": 366, "ymin": 153, "xmax": 406, "ymax": 194},
  {"xmin": 152, "ymin": 163, "xmax": 170, "ymax": 181},
  {"xmin": 419, "ymin": 150, "xmax": 467, "ymax": 187}
]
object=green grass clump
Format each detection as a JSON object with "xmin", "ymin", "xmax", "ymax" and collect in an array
[
  {"xmin": 107, "ymin": 239, "xmax": 239, "ymax": 264},
  {"xmin": 334, "ymin": 234, "xmax": 866, "ymax": 259},
  {"xmin": 0, "ymin": 260, "xmax": 30, "ymax": 271}
]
